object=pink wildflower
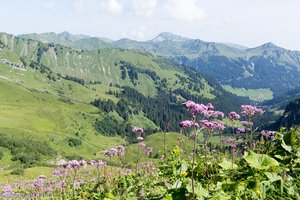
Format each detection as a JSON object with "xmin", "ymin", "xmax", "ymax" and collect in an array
[{"xmin": 228, "ymin": 111, "xmax": 241, "ymax": 120}]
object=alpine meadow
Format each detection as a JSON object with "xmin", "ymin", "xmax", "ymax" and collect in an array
[{"xmin": 1, "ymin": 1, "xmax": 300, "ymax": 199}]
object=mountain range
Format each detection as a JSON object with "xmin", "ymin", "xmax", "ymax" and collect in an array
[
  {"xmin": 19, "ymin": 31, "xmax": 300, "ymax": 101},
  {"xmin": 1, "ymin": 30, "xmax": 300, "ymax": 168}
]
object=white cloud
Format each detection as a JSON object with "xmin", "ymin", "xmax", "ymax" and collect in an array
[
  {"xmin": 131, "ymin": 0, "xmax": 157, "ymax": 17},
  {"xmin": 164, "ymin": 0, "xmax": 207, "ymax": 21},
  {"xmin": 43, "ymin": 0, "xmax": 55, "ymax": 8},
  {"xmin": 131, "ymin": 26, "xmax": 146, "ymax": 39},
  {"xmin": 72, "ymin": 0, "xmax": 83, "ymax": 13},
  {"xmin": 99, "ymin": 0, "xmax": 123, "ymax": 15},
  {"xmin": 122, "ymin": 26, "xmax": 146, "ymax": 39}
]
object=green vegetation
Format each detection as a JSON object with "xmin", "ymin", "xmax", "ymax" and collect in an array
[{"xmin": 222, "ymin": 85, "xmax": 273, "ymax": 101}]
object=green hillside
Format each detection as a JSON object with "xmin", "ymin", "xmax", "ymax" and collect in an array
[{"xmin": 0, "ymin": 32, "xmax": 250, "ymax": 175}]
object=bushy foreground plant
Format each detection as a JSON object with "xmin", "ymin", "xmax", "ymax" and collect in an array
[{"xmin": 1, "ymin": 102, "xmax": 300, "ymax": 199}]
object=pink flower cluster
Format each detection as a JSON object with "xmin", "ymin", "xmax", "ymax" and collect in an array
[
  {"xmin": 138, "ymin": 142, "xmax": 146, "ymax": 148},
  {"xmin": 181, "ymin": 100, "xmax": 210, "ymax": 115},
  {"xmin": 260, "ymin": 130, "xmax": 276, "ymax": 141},
  {"xmin": 144, "ymin": 147, "xmax": 154, "ymax": 155},
  {"xmin": 178, "ymin": 120, "xmax": 199, "ymax": 128},
  {"xmin": 236, "ymin": 127, "xmax": 245, "ymax": 134},
  {"xmin": 89, "ymin": 160, "xmax": 107, "ymax": 168},
  {"xmin": 180, "ymin": 101, "xmax": 226, "ymax": 131},
  {"xmin": 104, "ymin": 145, "xmax": 125, "ymax": 157},
  {"xmin": 52, "ymin": 169, "xmax": 68, "ymax": 177},
  {"xmin": 199, "ymin": 120, "xmax": 225, "ymax": 131},
  {"xmin": 222, "ymin": 138, "xmax": 237, "ymax": 149},
  {"xmin": 241, "ymin": 105, "xmax": 264, "ymax": 117},
  {"xmin": 61, "ymin": 160, "xmax": 87, "ymax": 169},
  {"xmin": 241, "ymin": 121, "xmax": 253, "ymax": 128},
  {"xmin": 204, "ymin": 110, "xmax": 224, "ymax": 119},
  {"xmin": 132, "ymin": 127, "xmax": 144, "ymax": 133},
  {"xmin": 137, "ymin": 136, "xmax": 144, "ymax": 142},
  {"xmin": 228, "ymin": 112, "xmax": 240, "ymax": 120}
]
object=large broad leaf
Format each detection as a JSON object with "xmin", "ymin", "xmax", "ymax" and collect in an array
[
  {"xmin": 244, "ymin": 151, "xmax": 279, "ymax": 170},
  {"xmin": 218, "ymin": 158, "xmax": 238, "ymax": 170}
]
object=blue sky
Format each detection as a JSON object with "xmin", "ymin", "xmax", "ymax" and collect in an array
[{"xmin": 1, "ymin": 0, "xmax": 300, "ymax": 50}]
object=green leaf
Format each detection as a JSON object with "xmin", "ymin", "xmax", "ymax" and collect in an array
[
  {"xmin": 281, "ymin": 139, "xmax": 292, "ymax": 152},
  {"xmin": 264, "ymin": 172, "xmax": 280, "ymax": 182},
  {"xmin": 172, "ymin": 180, "xmax": 182, "ymax": 189},
  {"xmin": 218, "ymin": 158, "xmax": 238, "ymax": 170},
  {"xmin": 244, "ymin": 151, "xmax": 279, "ymax": 170},
  {"xmin": 186, "ymin": 179, "xmax": 209, "ymax": 198}
]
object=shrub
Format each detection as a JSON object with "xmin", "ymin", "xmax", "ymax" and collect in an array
[
  {"xmin": 67, "ymin": 138, "xmax": 82, "ymax": 147},
  {"xmin": 10, "ymin": 168, "xmax": 24, "ymax": 175}
]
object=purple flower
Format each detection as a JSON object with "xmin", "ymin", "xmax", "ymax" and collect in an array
[
  {"xmin": 199, "ymin": 120, "xmax": 225, "ymax": 130},
  {"xmin": 236, "ymin": 127, "xmax": 245, "ymax": 134},
  {"xmin": 261, "ymin": 130, "xmax": 276, "ymax": 141},
  {"xmin": 241, "ymin": 121, "xmax": 253, "ymax": 128},
  {"xmin": 52, "ymin": 169, "xmax": 67, "ymax": 177},
  {"xmin": 132, "ymin": 127, "xmax": 144, "ymax": 133},
  {"xmin": 222, "ymin": 138, "xmax": 237, "ymax": 149},
  {"xmin": 1, "ymin": 184, "xmax": 13, "ymax": 198},
  {"xmin": 2, "ymin": 184, "xmax": 13, "ymax": 193},
  {"xmin": 138, "ymin": 142, "xmax": 146, "ymax": 148},
  {"xmin": 181, "ymin": 100, "xmax": 196, "ymax": 108},
  {"xmin": 191, "ymin": 103, "xmax": 208, "ymax": 115},
  {"xmin": 95, "ymin": 160, "xmax": 106, "ymax": 168},
  {"xmin": 204, "ymin": 111, "xmax": 224, "ymax": 119},
  {"xmin": 38, "ymin": 175, "xmax": 47, "ymax": 179},
  {"xmin": 144, "ymin": 147, "xmax": 153, "ymax": 155},
  {"xmin": 74, "ymin": 181, "xmax": 84, "ymax": 186},
  {"xmin": 137, "ymin": 136, "xmax": 144, "ymax": 142},
  {"xmin": 241, "ymin": 105, "xmax": 264, "ymax": 117},
  {"xmin": 104, "ymin": 148, "xmax": 118, "ymax": 157},
  {"xmin": 181, "ymin": 100, "xmax": 209, "ymax": 115},
  {"xmin": 79, "ymin": 160, "xmax": 87, "ymax": 167},
  {"xmin": 228, "ymin": 111, "xmax": 241, "ymax": 120},
  {"xmin": 117, "ymin": 145, "xmax": 125, "ymax": 156},
  {"xmin": 206, "ymin": 103, "xmax": 214, "ymax": 110},
  {"xmin": 179, "ymin": 120, "xmax": 194, "ymax": 128},
  {"xmin": 33, "ymin": 179, "xmax": 44, "ymax": 188}
]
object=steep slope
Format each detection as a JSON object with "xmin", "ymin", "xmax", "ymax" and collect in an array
[{"xmin": 273, "ymin": 98, "xmax": 300, "ymax": 128}]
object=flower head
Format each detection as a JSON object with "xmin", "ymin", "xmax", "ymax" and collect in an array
[
  {"xmin": 144, "ymin": 147, "xmax": 153, "ymax": 155},
  {"xmin": 236, "ymin": 127, "xmax": 245, "ymax": 134},
  {"xmin": 137, "ymin": 136, "xmax": 144, "ymax": 142},
  {"xmin": 178, "ymin": 120, "xmax": 194, "ymax": 128},
  {"xmin": 181, "ymin": 100, "xmax": 209, "ymax": 116},
  {"xmin": 228, "ymin": 111, "xmax": 241, "ymax": 120},
  {"xmin": 204, "ymin": 110, "xmax": 224, "ymax": 119},
  {"xmin": 138, "ymin": 142, "xmax": 146, "ymax": 148},
  {"xmin": 260, "ymin": 130, "xmax": 276, "ymax": 141},
  {"xmin": 132, "ymin": 127, "xmax": 144, "ymax": 133},
  {"xmin": 241, "ymin": 105, "xmax": 264, "ymax": 117}
]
